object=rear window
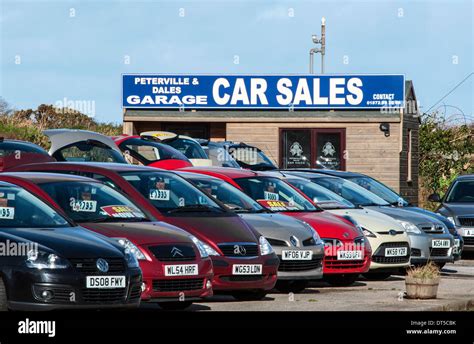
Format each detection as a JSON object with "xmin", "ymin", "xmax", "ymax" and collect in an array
[{"xmin": 0, "ymin": 141, "xmax": 49, "ymax": 157}]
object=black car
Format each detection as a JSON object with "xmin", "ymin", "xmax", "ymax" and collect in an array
[
  {"xmin": 280, "ymin": 168, "xmax": 464, "ymax": 260},
  {"xmin": 0, "ymin": 138, "xmax": 55, "ymax": 171},
  {"xmin": 429, "ymin": 174, "xmax": 474, "ymax": 252},
  {"xmin": 0, "ymin": 181, "xmax": 142, "ymax": 311}
]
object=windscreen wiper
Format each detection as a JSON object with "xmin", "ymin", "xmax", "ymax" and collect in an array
[{"xmin": 167, "ymin": 205, "xmax": 223, "ymax": 214}]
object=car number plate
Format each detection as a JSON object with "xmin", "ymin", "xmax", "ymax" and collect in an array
[
  {"xmin": 464, "ymin": 229, "xmax": 474, "ymax": 237},
  {"xmin": 385, "ymin": 247, "xmax": 407, "ymax": 257},
  {"xmin": 86, "ymin": 276, "xmax": 126, "ymax": 289},
  {"xmin": 432, "ymin": 239, "xmax": 450, "ymax": 248},
  {"xmin": 337, "ymin": 250, "xmax": 363, "ymax": 260},
  {"xmin": 232, "ymin": 264, "xmax": 262, "ymax": 275},
  {"xmin": 281, "ymin": 250, "xmax": 313, "ymax": 261},
  {"xmin": 164, "ymin": 264, "xmax": 198, "ymax": 276}
]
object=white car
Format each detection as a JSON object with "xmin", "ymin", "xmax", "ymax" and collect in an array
[{"xmin": 283, "ymin": 175, "xmax": 411, "ymax": 280}]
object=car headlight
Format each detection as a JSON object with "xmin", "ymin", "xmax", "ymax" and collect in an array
[
  {"xmin": 301, "ymin": 221, "xmax": 322, "ymax": 244},
  {"xmin": 446, "ymin": 217, "xmax": 456, "ymax": 226},
  {"xmin": 189, "ymin": 235, "xmax": 219, "ymax": 257},
  {"xmin": 397, "ymin": 221, "xmax": 422, "ymax": 234},
  {"xmin": 362, "ymin": 228, "xmax": 376, "ymax": 238},
  {"xmin": 125, "ymin": 251, "xmax": 139, "ymax": 268},
  {"xmin": 259, "ymin": 236, "xmax": 274, "ymax": 255},
  {"xmin": 26, "ymin": 250, "xmax": 69, "ymax": 270},
  {"xmin": 114, "ymin": 238, "xmax": 147, "ymax": 261}
]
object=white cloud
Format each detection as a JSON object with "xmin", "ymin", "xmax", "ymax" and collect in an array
[{"xmin": 257, "ymin": 5, "xmax": 292, "ymax": 21}]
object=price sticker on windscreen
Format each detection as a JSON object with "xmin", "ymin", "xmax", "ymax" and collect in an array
[
  {"xmin": 149, "ymin": 189, "xmax": 171, "ymax": 201},
  {"xmin": 0, "ymin": 207, "xmax": 15, "ymax": 220},
  {"xmin": 70, "ymin": 198, "xmax": 98, "ymax": 212}
]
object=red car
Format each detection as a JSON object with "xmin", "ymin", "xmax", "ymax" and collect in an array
[
  {"xmin": 0, "ymin": 138, "xmax": 55, "ymax": 171},
  {"xmin": 179, "ymin": 167, "xmax": 372, "ymax": 286},
  {"xmin": 0, "ymin": 172, "xmax": 213, "ymax": 310},
  {"xmin": 10, "ymin": 163, "xmax": 279, "ymax": 300}
]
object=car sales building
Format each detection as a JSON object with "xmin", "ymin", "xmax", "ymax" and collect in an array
[{"xmin": 122, "ymin": 75, "xmax": 420, "ymax": 205}]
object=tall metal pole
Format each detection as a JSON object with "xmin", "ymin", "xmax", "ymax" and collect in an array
[{"xmin": 321, "ymin": 17, "xmax": 326, "ymax": 74}]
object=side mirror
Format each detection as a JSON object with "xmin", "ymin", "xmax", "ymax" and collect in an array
[{"xmin": 428, "ymin": 193, "xmax": 441, "ymax": 203}]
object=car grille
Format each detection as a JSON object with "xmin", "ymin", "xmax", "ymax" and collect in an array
[
  {"xmin": 372, "ymin": 242, "xmax": 410, "ymax": 264},
  {"xmin": 459, "ymin": 217, "xmax": 474, "ymax": 227},
  {"xmin": 218, "ymin": 243, "xmax": 259, "ymax": 257},
  {"xmin": 220, "ymin": 275, "xmax": 264, "ymax": 282},
  {"xmin": 266, "ymin": 238, "xmax": 288, "ymax": 247},
  {"xmin": 419, "ymin": 223, "xmax": 445, "ymax": 234},
  {"xmin": 81, "ymin": 288, "xmax": 127, "ymax": 303},
  {"xmin": 152, "ymin": 278, "xmax": 204, "ymax": 292},
  {"xmin": 303, "ymin": 237, "xmax": 317, "ymax": 246},
  {"xmin": 128, "ymin": 285, "xmax": 142, "ymax": 301},
  {"xmin": 463, "ymin": 237, "xmax": 474, "ymax": 246},
  {"xmin": 70, "ymin": 258, "xmax": 125, "ymax": 275},
  {"xmin": 278, "ymin": 257, "xmax": 322, "ymax": 272},
  {"xmin": 430, "ymin": 248, "xmax": 449, "ymax": 257},
  {"xmin": 324, "ymin": 256, "xmax": 366, "ymax": 269},
  {"xmin": 148, "ymin": 245, "xmax": 196, "ymax": 262}
]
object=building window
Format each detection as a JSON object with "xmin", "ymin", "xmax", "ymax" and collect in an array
[
  {"xmin": 281, "ymin": 129, "xmax": 311, "ymax": 169},
  {"xmin": 407, "ymin": 129, "xmax": 412, "ymax": 182}
]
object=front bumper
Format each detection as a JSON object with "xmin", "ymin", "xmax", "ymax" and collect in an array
[
  {"xmin": 458, "ymin": 228, "xmax": 473, "ymax": 252},
  {"xmin": 210, "ymin": 254, "xmax": 279, "ymax": 292},
  {"xmin": 139, "ymin": 257, "xmax": 214, "ymax": 303},
  {"xmin": 4, "ymin": 266, "xmax": 142, "ymax": 311},
  {"xmin": 273, "ymin": 245, "xmax": 324, "ymax": 280},
  {"xmin": 408, "ymin": 232, "xmax": 455, "ymax": 264},
  {"xmin": 368, "ymin": 235, "xmax": 411, "ymax": 271},
  {"xmin": 322, "ymin": 241, "xmax": 372, "ymax": 275}
]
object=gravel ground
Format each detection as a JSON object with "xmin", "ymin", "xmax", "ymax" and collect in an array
[{"xmin": 141, "ymin": 256, "xmax": 474, "ymax": 311}]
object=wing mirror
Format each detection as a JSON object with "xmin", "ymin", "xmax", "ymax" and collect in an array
[{"xmin": 428, "ymin": 193, "xmax": 442, "ymax": 203}]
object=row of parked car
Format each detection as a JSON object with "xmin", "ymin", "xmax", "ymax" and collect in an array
[{"xmin": 0, "ymin": 129, "xmax": 471, "ymax": 311}]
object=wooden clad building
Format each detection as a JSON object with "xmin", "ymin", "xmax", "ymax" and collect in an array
[{"xmin": 123, "ymin": 80, "xmax": 420, "ymax": 205}]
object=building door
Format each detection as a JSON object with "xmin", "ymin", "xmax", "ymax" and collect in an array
[
  {"xmin": 280, "ymin": 128, "xmax": 346, "ymax": 170},
  {"xmin": 314, "ymin": 129, "xmax": 346, "ymax": 170}
]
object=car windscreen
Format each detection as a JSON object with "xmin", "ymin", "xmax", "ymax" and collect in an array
[
  {"xmin": 39, "ymin": 181, "xmax": 148, "ymax": 223},
  {"xmin": 0, "ymin": 185, "xmax": 69, "ymax": 228},
  {"xmin": 205, "ymin": 144, "xmax": 241, "ymax": 168},
  {"xmin": 229, "ymin": 146, "xmax": 276, "ymax": 169},
  {"xmin": 120, "ymin": 138, "xmax": 190, "ymax": 164},
  {"xmin": 445, "ymin": 180, "xmax": 474, "ymax": 203},
  {"xmin": 234, "ymin": 177, "xmax": 318, "ymax": 212},
  {"xmin": 310, "ymin": 177, "xmax": 390, "ymax": 207},
  {"xmin": 119, "ymin": 171, "xmax": 227, "ymax": 215},
  {"xmin": 54, "ymin": 141, "xmax": 127, "ymax": 163},
  {"xmin": 186, "ymin": 176, "xmax": 264, "ymax": 213},
  {"xmin": 286, "ymin": 178, "xmax": 355, "ymax": 209},
  {"xmin": 166, "ymin": 137, "xmax": 208, "ymax": 160},
  {"xmin": 347, "ymin": 176, "xmax": 408, "ymax": 206}
]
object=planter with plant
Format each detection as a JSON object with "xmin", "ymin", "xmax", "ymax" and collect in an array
[{"xmin": 405, "ymin": 262, "xmax": 441, "ymax": 299}]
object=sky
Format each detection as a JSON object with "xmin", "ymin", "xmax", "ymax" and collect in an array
[{"xmin": 0, "ymin": 0, "xmax": 472, "ymax": 124}]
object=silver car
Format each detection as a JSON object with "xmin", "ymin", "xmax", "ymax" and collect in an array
[
  {"xmin": 284, "ymin": 171, "xmax": 455, "ymax": 268},
  {"xmin": 177, "ymin": 171, "xmax": 325, "ymax": 293}
]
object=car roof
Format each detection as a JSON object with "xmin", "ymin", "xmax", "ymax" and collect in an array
[
  {"xmin": 456, "ymin": 174, "xmax": 474, "ymax": 180},
  {"xmin": 279, "ymin": 170, "xmax": 343, "ymax": 180},
  {"xmin": 280, "ymin": 169, "xmax": 364, "ymax": 178},
  {"xmin": 0, "ymin": 138, "xmax": 48, "ymax": 151},
  {"xmin": 176, "ymin": 171, "xmax": 216, "ymax": 180},
  {"xmin": 0, "ymin": 181, "xmax": 19, "ymax": 188},
  {"xmin": 21, "ymin": 162, "xmax": 166, "ymax": 173},
  {"xmin": 180, "ymin": 166, "xmax": 261, "ymax": 179},
  {"xmin": 0, "ymin": 172, "xmax": 99, "ymax": 184}
]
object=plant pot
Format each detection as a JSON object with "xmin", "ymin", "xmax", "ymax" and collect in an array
[{"xmin": 405, "ymin": 276, "xmax": 440, "ymax": 299}]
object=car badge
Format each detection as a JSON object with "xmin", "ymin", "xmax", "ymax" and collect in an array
[
  {"xmin": 96, "ymin": 258, "xmax": 109, "ymax": 273},
  {"xmin": 389, "ymin": 230, "xmax": 397, "ymax": 236},
  {"xmin": 343, "ymin": 232, "xmax": 350, "ymax": 239},
  {"xmin": 290, "ymin": 235, "xmax": 299, "ymax": 247},
  {"xmin": 233, "ymin": 245, "xmax": 247, "ymax": 256},
  {"xmin": 171, "ymin": 247, "xmax": 184, "ymax": 257}
]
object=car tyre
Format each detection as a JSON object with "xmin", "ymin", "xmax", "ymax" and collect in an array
[
  {"xmin": 434, "ymin": 262, "xmax": 446, "ymax": 270},
  {"xmin": 324, "ymin": 274, "xmax": 359, "ymax": 287},
  {"xmin": 158, "ymin": 301, "xmax": 193, "ymax": 310},
  {"xmin": 275, "ymin": 280, "xmax": 309, "ymax": 293},
  {"xmin": 231, "ymin": 290, "xmax": 267, "ymax": 301},
  {"xmin": 362, "ymin": 273, "xmax": 392, "ymax": 281},
  {"xmin": 0, "ymin": 278, "xmax": 8, "ymax": 311}
]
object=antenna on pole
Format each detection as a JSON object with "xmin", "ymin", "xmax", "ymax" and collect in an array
[{"xmin": 309, "ymin": 17, "xmax": 326, "ymax": 74}]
